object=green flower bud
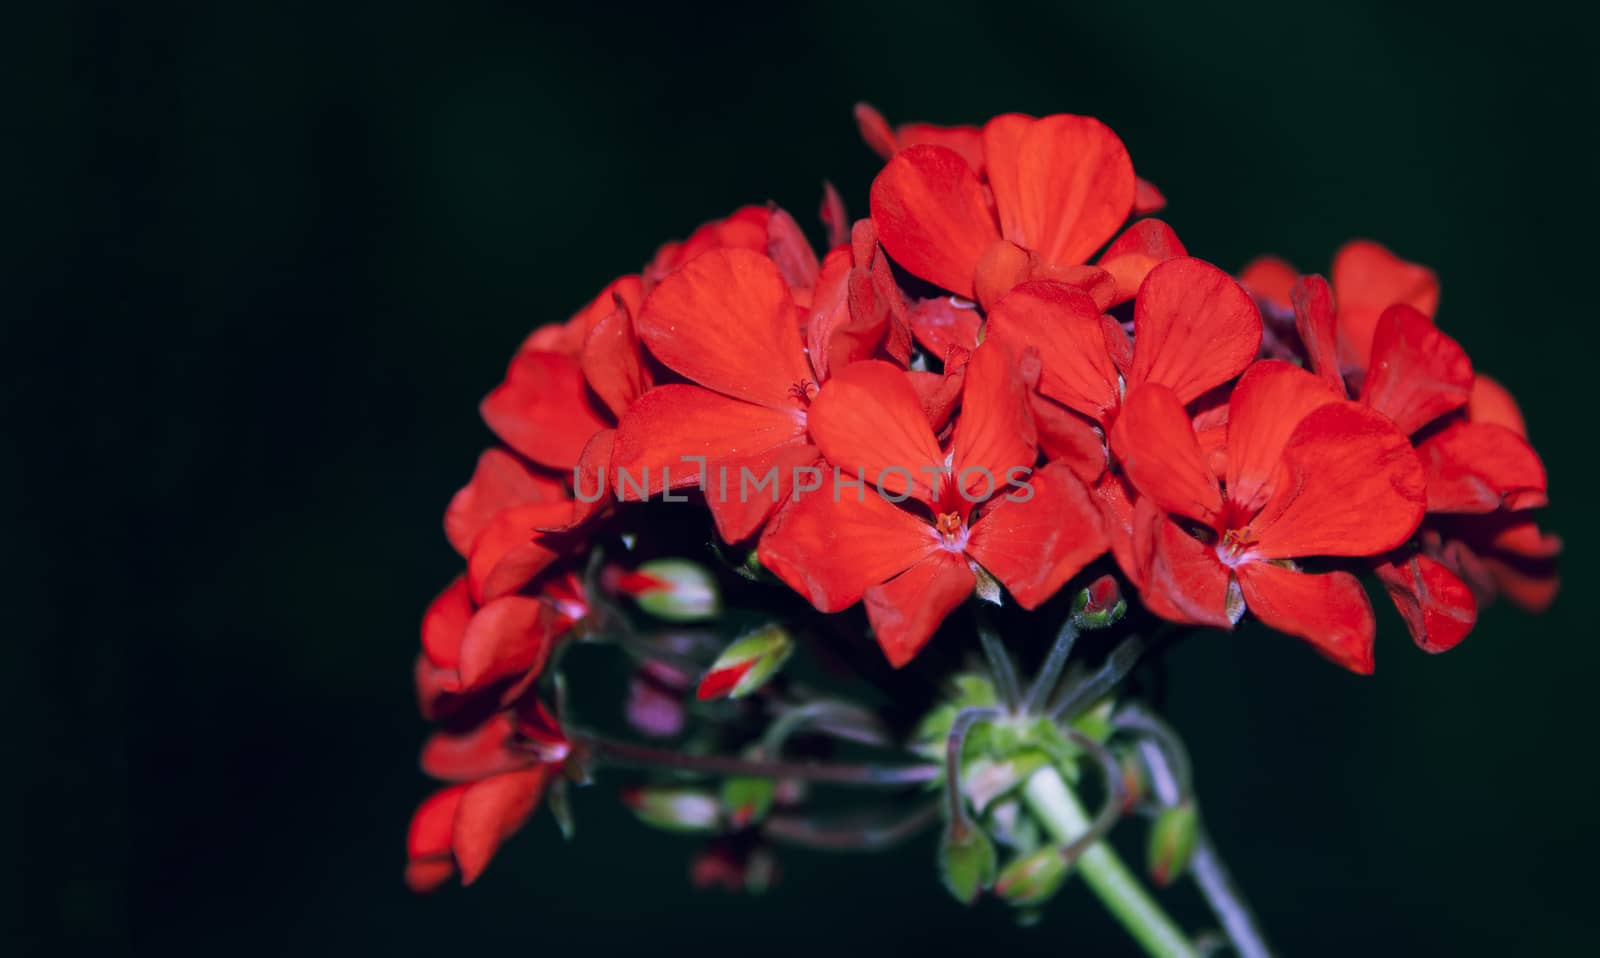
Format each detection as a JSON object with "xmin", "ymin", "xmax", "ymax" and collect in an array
[
  {"xmin": 1146, "ymin": 802, "xmax": 1199, "ymax": 887},
  {"xmin": 622, "ymin": 558, "xmax": 722, "ymax": 622},
  {"xmin": 939, "ymin": 823, "xmax": 998, "ymax": 904},
  {"xmin": 623, "ymin": 785, "xmax": 722, "ymax": 833},
  {"xmin": 995, "ymin": 845, "xmax": 1070, "ymax": 907},
  {"xmin": 696, "ymin": 624, "xmax": 793, "ymax": 700},
  {"xmin": 720, "ymin": 777, "xmax": 776, "ymax": 828}
]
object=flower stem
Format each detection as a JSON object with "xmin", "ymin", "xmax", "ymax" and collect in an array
[
  {"xmin": 579, "ymin": 733, "xmax": 940, "ymax": 787},
  {"xmin": 1023, "ymin": 617, "xmax": 1078, "ymax": 714},
  {"xmin": 1022, "ymin": 766, "xmax": 1197, "ymax": 958}
]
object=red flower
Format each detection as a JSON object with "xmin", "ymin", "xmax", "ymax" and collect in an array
[
  {"xmin": 1111, "ymin": 361, "xmax": 1427, "ymax": 672},
  {"xmin": 758, "ymin": 342, "xmax": 1108, "ymax": 666},
  {"xmin": 868, "ymin": 113, "xmax": 1138, "ymax": 308},
  {"xmin": 406, "ymin": 697, "xmax": 569, "ymax": 891}
]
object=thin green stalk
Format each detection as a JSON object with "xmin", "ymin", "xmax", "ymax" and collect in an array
[{"xmin": 1022, "ymin": 766, "xmax": 1197, "ymax": 958}]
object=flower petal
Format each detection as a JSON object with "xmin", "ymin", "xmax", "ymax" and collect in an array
[
  {"xmin": 1331, "ymin": 239, "xmax": 1439, "ymax": 375},
  {"xmin": 1098, "ymin": 218, "xmax": 1187, "ymax": 306},
  {"xmin": 611, "ymin": 385, "xmax": 806, "ymax": 497},
  {"xmin": 869, "ymin": 144, "xmax": 997, "ymax": 298},
  {"xmin": 1137, "ymin": 509, "xmax": 1235, "ymax": 628},
  {"xmin": 421, "ymin": 714, "xmax": 524, "ymax": 782},
  {"xmin": 758, "ymin": 490, "xmax": 938, "ymax": 613},
  {"xmin": 864, "ymin": 551, "xmax": 974, "ymax": 667},
  {"xmin": 1289, "ymin": 274, "xmax": 1345, "ymax": 392},
  {"xmin": 1417, "ymin": 422, "xmax": 1548, "ymax": 513},
  {"xmin": 907, "ymin": 294, "xmax": 982, "ymax": 358},
  {"xmin": 1031, "ymin": 393, "xmax": 1108, "ymax": 484},
  {"xmin": 1469, "ymin": 374, "xmax": 1528, "ymax": 436},
  {"xmin": 703, "ymin": 444, "xmax": 822, "ymax": 544},
  {"xmin": 951, "ymin": 340, "xmax": 1037, "ymax": 498},
  {"xmin": 466, "ymin": 502, "xmax": 572, "ymax": 603},
  {"xmin": 453, "ymin": 768, "xmax": 550, "ymax": 885},
  {"xmin": 445, "ymin": 449, "xmax": 566, "ymax": 557},
  {"xmin": 809, "ymin": 360, "xmax": 943, "ymax": 502},
  {"xmin": 457, "ymin": 595, "xmax": 566, "ymax": 691},
  {"xmin": 966, "ymin": 462, "xmax": 1108, "ymax": 609},
  {"xmin": 1224, "ymin": 360, "xmax": 1343, "ymax": 518},
  {"xmin": 635, "ymin": 248, "xmax": 811, "ymax": 407},
  {"xmin": 481, "ymin": 351, "xmax": 610, "ymax": 470},
  {"xmin": 1109, "ymin": 383, "xmax": 1223, "ymax": 529},
  {"xmin": 1250, "ymin": 401, "xmax": 1426, "ymax": 559},
  {"xmin": 986, "ymin": 280, "xmax": 1120, "ymax": 422},
  {"xmin": 986, "ymin": 114, "xmax": 1135, "ymax": 266},
  {"xmin": 1360, "ymin": 304, "xmax": 1473, "ymax": 436},
  {"xmin": 1235, "ymin": 563, "xmax": 1375, "ymax": 674},
  {"xmin": 1128, "ymin": 257, "xmax": 1263, "ymax": 404},
  {"xmin": 1375, "ymin": 554, "xmax": 1477, "ymax": 654},
  {"xmin": 767, "ymin": 206, "xmax": 820, "ymax": 289},
  {"xmin": 580, "ymin": 289, "xmax": 653, "ymax": 419},
  {"xmin": 422, "ymin": 576, "xmax": 474, "ymax": 672},
  {"xmin": 1239, "ymin": 256, "xmax": 1297, "ymax": 314}
]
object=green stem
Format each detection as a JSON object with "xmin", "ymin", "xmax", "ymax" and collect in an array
[{"xmin": 1022, "ymin": 767, "xmax": 1197, "ymax": 958}]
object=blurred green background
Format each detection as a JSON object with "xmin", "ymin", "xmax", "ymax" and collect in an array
[{"xmin": 11, "ymin": 1, "xmax": 1595, "ymax": 954}]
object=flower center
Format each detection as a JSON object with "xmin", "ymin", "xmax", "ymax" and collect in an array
[
  {"xmin": 787, "ymin": 379, "xmax": 818, "ymax": 405},
  {"xmin": 1216, "ymin": 527, "xmax": 1256, "ymax": 566},
  {"xmin": 933, "ymin": 511, "xmax": 969, "ymax": 552}
]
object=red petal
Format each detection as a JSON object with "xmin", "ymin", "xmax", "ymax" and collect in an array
[
  {"xmin": 1236, "ymin": 563, "xmax": 1375, "ymax": 673},
  {"xmin": 1250, "ymin": 402, "xmax": 1426, "ymax": 559},
  {"xmin": 809, "ymin": 360, "xmax": 943, "ymax": 502},
  {"xmin": 951, "ymin": 340, "xmax": 1037, "ymax": 498},
  {"xmin": 1239, "ymin": 256, "xmax": 1297, "ymax": 313},
  {"xmin": 1290, "ymin": 274, "xmax": 1345, "ymax": 392},
  {"xmin": 986, "ymin": 114, "xmax": 1135, "ymax": 266},
  {"xmin": 465, "ymin": 502, "xmax": 571, "ymax": 603},
  {"xmin": 986, "ymin": 281, "xmax": 1120, "ymax": 422},
  {"xmin": 457, "ymin": 595, "xmax": 565, "ymax": 691},
  {"xmin": 907, "ymin": 294, "xmax": 982, "ymax": 358},
  {"xmin": 870, "ymin": 144, "xmax": 998, "ymax": 298},
  {"xmin": 820, "ymin": 181, "xmax": 850, "ymax": 250},
  {"xmin": 1331, "ymin": 240, "xmax": 1439, "ymax": 375},
  {"xmin": 1094, "ymin": 472, "xmax": 1140, "ymax": 587},
  {"xmin": 421, "ymin": 714, "xmax": 524, "ymax": 782},
  {"xmin": 1468, "ymin": 374, "xmax": 1528, "ymax": 436},
  {"xmin": 1375, "ymin": 554, "xmax": 1477, "ymax": 653},
  {"xmin": 405, "ymin": 858, "xmax": 456, "ymax": 893},
  {"xmin": 758, "ymin": 490, "xmax": 938, "ymax": 613},
  {"xmin": 1417, "ymin": 422, "xmax": 1548, "ymax": 513},
  {"xmin": 1109, "ymin": 384, "xmax": 1223, "ymax": 528},
  {"xmin": 580, "ymin": 290, "xmax": 653, "ymax": 420},
  {"xmin": 1138, "ymin": 509, "xmax": 1235, "ymax": 628},
  {"xmin": 611, "ymin": 385, "xmax": 807, "ymax": 496},
  {"xmin": 805, "ymin": 249, "xmax": 859, "ymax": 383},
  {"xmin": 853, "ymin": 102, "xmax": 898, "ymax": 160},
  {"xmin": 966, "ymin": 462, "xmax": 1109, "ymax": 608},
  {"xmin": 636, "ymin": 248, "xmax": 811, "ymax": 407},
  {"xmin": 481, "ymin": 351, "xmax": 610, "ymax": 470},
  {"xmin": 1361, "ymin": 304, "xmax": 1472, "ymax": 435},
  {"xmin": 910, "ymin": 344, "xmax": 969, "ymax": 433},
  {"xmin": 767, "ymin": 206, "xmax": 820, "ymax": 289},
  {"xmin": 1098, "ymin": 219, "xmax": 1187, "ymax": 306},
  {"xmin": 409, "ymin": 785, "xmax": 468, "ymax": 860},
  {"xmin": 1031, "ymin": 393, "xmax": 1107, "ymax": 484},
  {"xmin": 567, "ymin": 428, "xmax": 615, "ymax": 529},
  {"xmin": 445, "ymin": 449, "xmax": 565, "ymax": 557},
  {"xmin": 863, "ymin": 551, "xmax": 974, "ymax": 667},
  {"xmin": 703, "ymin": 444, "xmax": 821, "ymax": 544},
  {"xmin": 1224, "ymin": 360, "xmax": 1342, "ymax": 519},
  {"xmin": 422, "ymin": 576, "xmax": 474, "ymax": 671},
  {"xmin": 1128, "ymin": 258, "xmax": 1263, "ymax": 403},
  {"xmin": 1133, "ymin": 177, "xmax": 1167, "ymax": 214},
  {"xmin": 453, "ymin": 768, "xmax": 550, "ymax": 885},
  {"xmin": 1480, "ymin": 554, "xmax": 1561, "ymax": 613}
]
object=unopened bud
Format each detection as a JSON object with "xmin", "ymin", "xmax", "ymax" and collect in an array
[
  {"xmin": 613, "ymin": 559, "xmax": 721, "ymax": 622},
  {"xmin": 1146, "ymin": 801, "xmax": 1199, "ymax": 887},
  {"xmin": 696, "ymin": 624, "xmax": 793, "ymax": 701},
  {"xmin": 938, "ymin": 822, "xmax": 998, "ymax": 905},
  {"xmin": 622, "ymin": 785, "xmax": 722, "ymax": 833},
  {"xmin": 720, "ymin": 776, "xmax": 776, "ymax": 828},
  {"xmin": 1072, "ymin": 574, "xmax": 1126, "ymax": 630},
  {"xmin": 994, "ymin": 845, "xmax": 1070, "ymax": 907}
]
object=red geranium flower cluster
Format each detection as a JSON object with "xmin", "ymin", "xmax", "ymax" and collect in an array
[{"xmin": 404, "ymin": 105, "xmax": 1557, "ymax": 892}]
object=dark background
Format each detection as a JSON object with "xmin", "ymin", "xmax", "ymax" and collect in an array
[{"xmin": 11, "ymin": 1, "xmax": 1596, "ymax": 954}]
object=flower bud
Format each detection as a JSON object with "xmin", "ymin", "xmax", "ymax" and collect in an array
[
  {"xmin": 720, "ymin": 776, "xmax": 776, "ymax": 828},
  {"xmin": 612, "ymin": 559, "xmax": 722, "ymax": 622},
  {"xmin": 938, "ymin": 823, "xmax": 998, "ymax": 904},
  {"xmin": 1146, "ymin": 801, "xmax": 1199, "ymax": 887},
  {"xmin": 622, "ymin": 785, "xmax": 722, "ymax": 833},
  {"xmin": 695, "ymin": 624, "xmax": 794, "ymax": 701},
  {"xmin": 994, "ymin": 845, "xmax": 1070, "ymax": 907},
  {"xmin": 1071, "ymin": 574, "xmax": 1126, "ymax": 630}
]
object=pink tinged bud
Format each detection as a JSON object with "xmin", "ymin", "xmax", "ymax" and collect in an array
[
  {"xmin": 695, "ymin": 624, "xmax": 794, "ymax": 701},
  {"xmin": 1072, "ymin": 575, "xmax": 1127, "ymax": 630},
  {"xmin": 617, "ymin": 559, "xmax": 721, "ymax": 622},
  {"xmin": 622, "ymin": 785, "xmax": 723, "ymax": 833},
  {"xmin": 1146, "ymin": 802, "xmax": 1199, "ymax": 887},
  {"xmin": 938, "ymin": 823, "xmax": 998, "ymax": 905},
  {"xmin": 626, "ymin": 674, "xmax": 687, "ymax": 738},
  {"xmin": 994, "ymin": 845, "xmax": 1071, "ymax": 907},
  {"xmin": 720, "ymin": 777, "xmax": 776, "ymax": 828}
]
